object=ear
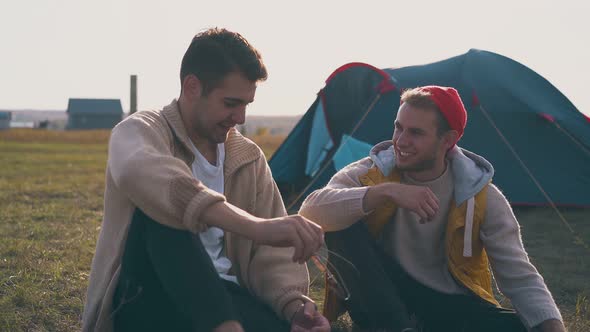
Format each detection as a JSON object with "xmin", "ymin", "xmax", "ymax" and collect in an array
[
  {"xmin": 181, "ymin": 74, "xmax": 202, "ymax": 99},
  {"xmin": 443, "ymin": 130, "xmax": 459, "ymax": 149}
]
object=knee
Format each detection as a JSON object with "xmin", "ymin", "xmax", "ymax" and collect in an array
[{"xmin": 326, "ymin": 220, "xmax": 369, "ymax": 241}]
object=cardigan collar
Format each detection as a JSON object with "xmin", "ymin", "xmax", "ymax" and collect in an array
[{"xmin": 161, "ymin": 99, "xmax": 262, "ymax": 177}]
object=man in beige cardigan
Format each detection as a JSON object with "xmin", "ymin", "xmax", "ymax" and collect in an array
[{"xmin": 82, "ymin": 28, "xmax": 329, "ymax": 332}]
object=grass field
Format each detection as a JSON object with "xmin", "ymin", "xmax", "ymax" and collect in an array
[{"xmin": 1, "ymin": 129, "xmax": 589, "ymax": 331}]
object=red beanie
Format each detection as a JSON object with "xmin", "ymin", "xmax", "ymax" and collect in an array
[{"xmin": 418, "ymin": 86, "xmax": 467, "ymax": 143}]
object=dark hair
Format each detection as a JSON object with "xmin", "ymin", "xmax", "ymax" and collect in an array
[
  {"xmin": 180, "ymin": 27, "xmax": 268, "ymax": 95},
  {"xmin": 400, "ymin": 88, "xmax": 451, "ymax": 136}
]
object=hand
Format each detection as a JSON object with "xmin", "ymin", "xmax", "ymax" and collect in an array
[
  {"xmin": 382, "ymin": 183, "xmax": 439, "ymax": 222},
  {"xmin": 290, "ymin": 302, "xmax": 330, "ymax": 332},
  {"xmin": 249, "ymin": 215, "xmax": 325, "ymax": 264}
]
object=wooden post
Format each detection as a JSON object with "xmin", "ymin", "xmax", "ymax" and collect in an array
[{"xmin": 130, "ymin": 75, "xmax": 137, "ymax": 114}]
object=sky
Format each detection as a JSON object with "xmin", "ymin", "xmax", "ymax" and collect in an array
[{"xmin": 1, "ymin": 0, "xmax": 589, "ymax": 117}]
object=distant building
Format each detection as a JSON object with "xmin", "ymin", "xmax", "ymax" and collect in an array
[
  {"xmin": 0, "ymin": 111, "xmax": 11, "ymax": 130},
  {"xmin": 66, "ymin": 98, "xmax": 123, "ymax": 130}
]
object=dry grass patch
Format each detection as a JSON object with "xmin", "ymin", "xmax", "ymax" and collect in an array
[{"xmin": 0, "ymin": 128, "xmax": 111, "ymax": 144}]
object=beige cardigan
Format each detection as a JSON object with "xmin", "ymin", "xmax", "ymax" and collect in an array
[{"xmin": 82, "ymin": 100, "xmax": 310, "ymax": 332}]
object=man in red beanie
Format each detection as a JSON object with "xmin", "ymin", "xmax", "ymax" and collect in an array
[{"xmin": 300, "ymin": 86, "xmax": 565, "ymax": 331}]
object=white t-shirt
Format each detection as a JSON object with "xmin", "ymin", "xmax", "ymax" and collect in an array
[{"xmin": 188, "ymin": 140, "xmax": 238, "ymax": 284}]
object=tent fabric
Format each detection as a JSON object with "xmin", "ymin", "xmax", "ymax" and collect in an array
[
  {"xmin": 332, "ymin": 135, "xmax": 373, "ymax": 172},
  {"xmin": 305, "ymin": 100, "xmax": 334, "ymax": 177},
  {"xmin": 269, "ymin": 49, "xmax": 590, "ymax": 212}
]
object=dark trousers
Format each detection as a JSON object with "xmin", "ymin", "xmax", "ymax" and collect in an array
[
  {"xmin": 325, "ymin": 221, "xmax": 527, "ymax": 332},
  {"xmin": 112, "ymin": 209, "xmax": 290, "ymax": 332}
]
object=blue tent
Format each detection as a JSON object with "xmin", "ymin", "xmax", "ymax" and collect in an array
[{"xmin": 269, "ymin": 49, "xmax": 590, "ymax": 212}]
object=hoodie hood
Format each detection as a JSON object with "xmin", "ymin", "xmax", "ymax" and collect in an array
[{"xmin": 369, "ymin": 141, "xmax": 494, "ymax": 205}]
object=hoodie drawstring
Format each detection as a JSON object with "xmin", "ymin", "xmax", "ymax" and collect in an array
[{"xmin": 463, "ymin": 197, "xmax": 475, "ymax": 257}]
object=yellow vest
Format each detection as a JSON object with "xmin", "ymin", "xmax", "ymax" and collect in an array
[{"xmin": 323, "ymin": 166, "xmax": 499, "ymax": 322}]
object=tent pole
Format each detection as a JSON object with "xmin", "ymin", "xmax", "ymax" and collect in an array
[
  {"xmin": 551, "ymin": 121, "xmax": 590, "ymax": 157},
  {"xmin": 286, "ymin": 93, "xmax": 384, "ymax": 212}
]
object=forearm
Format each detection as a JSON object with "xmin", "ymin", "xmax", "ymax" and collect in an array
[
  {"xmin": 484, "ymin": 221, "xmax": 562, "ymax": 327},
  {"xmin": 362, "ymin": 184, "xmax": 390, "ymax": 212},
  {"xmin": 200, "ymin": 201, "xmax": 262, "ymax": 238},
  {"xmin": 299, "ymin": 187, "xmax": 369, "ymax": 231},
  {"xmin": 247, "ymin": 229, "xmax": 313, "ymax": 321},
  {"xmin": 299, "ymin": 158, "xmax": 375, "ymax": 231},
  {"xmin": 250, "ymin": 162, "xmax": 315, "ymax": 321},
  {"xmin": 483, "ymin": 185, "xmax": 563, "ymax": 328}
]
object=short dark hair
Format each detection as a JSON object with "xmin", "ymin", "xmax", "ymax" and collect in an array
[
  {"xmin": 400, "ymin": 88, "xmax": 451, "ymax": 136},
  {"xmin": 180, "ymin": 27, "xmax": 268, "ymax": 95}
]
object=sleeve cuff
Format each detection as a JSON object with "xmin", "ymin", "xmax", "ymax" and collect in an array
[
  {"xmin": 280, "ymin": 293, "xmax": 314, "ymax": 321},
  {"xmin": 182, "ymin": 187, "xmax": 226, "ymax": 233},
  {"xmin": 522, "ymin": 307, "xmax": 563, "ymax": 329},
  {"xmin": 349, "ymin": 187, "xmax": 370, "ymax": 216}
]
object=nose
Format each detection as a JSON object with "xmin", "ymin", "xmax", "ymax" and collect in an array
[{"xmin": 232, "ymin": 107, "xmax": 246, "ymax": 125}]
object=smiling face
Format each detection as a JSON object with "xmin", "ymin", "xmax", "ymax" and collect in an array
[
  {"xmin": 392, "ymin": 103, "xmax": 455, "ymax": 180},
  {"xmin": 182, "ymin": 71, "xmax": 256, "ymax": 147}
]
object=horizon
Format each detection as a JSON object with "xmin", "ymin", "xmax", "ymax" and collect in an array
[
  {"xmin": 2, "ymin": 108, "xmax": 304, "ymax": 118},
  {"xmin": 1, "ymin": 0, "xmax": 589, "ymax": 117}
]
